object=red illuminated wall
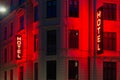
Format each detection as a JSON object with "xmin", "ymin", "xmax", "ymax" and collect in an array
[{"xmin": 0, "ymin": 0, "xmax": 120, "ymax": 80}]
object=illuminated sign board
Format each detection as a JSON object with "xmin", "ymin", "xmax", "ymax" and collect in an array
[
  {"xmin": 16, "ymin": 35, "xmax": 22, "ymax": 59},
  {"xmin": 97, "ymin": 7, "xmax": 103, "ymax": 54}
]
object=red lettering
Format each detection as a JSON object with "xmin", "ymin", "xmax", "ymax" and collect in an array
[
  {"xmin": 97, "ymin": 10, "xmax": 102, "ymax": 52},
  {"xmin": 97, "ymin": 19, "xmax": 101, "ymax": 26},
  {"xmin": 16, "ymin": 36, "xmax": 22, "ymax": 59},
  {"xmin": 97, "ymin": 11, "xmax": 101, "ymax": 18},
  {"xmin": 97, "ymin": 44, "xmax": 101, "ymax": 51}
]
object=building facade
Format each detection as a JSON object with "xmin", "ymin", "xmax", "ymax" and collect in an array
[{"xmin": 0, "ymin": 0, "xmax": 120, "ymax": 80}]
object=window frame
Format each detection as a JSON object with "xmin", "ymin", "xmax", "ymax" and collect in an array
[
  {"xmin": 19, "ymin": 15, "xmax": 24, "ymax": 30},
  {"xmin": 10, "ymin": 22, "xmax": 13, "ymax": 37},
  {"xmin": 69, "ymin": 0, "xmax": 79, "ymax": 17},
  {"xmin": 47, "ymin": 61, "xmax": 56, "ymax": 80},
  {"xmin": 103, "ymin": 62, "xmax": 116, "ymax": 80},
  {"xmin": 4, "ymin": 48, "xmax": 7, "ymax": 63},
  {"xmin": 34, "ymin": 5, "xmax": 39, "ymax": 21},
  {"xmin": 19, "ymin": 0, "xmax": 25, "ymax": 5},
  {"xmin": 34, "ymin": 63, "xmax": 38, "ymax": 80},
  {"xmin": 10, "ymin": 0, "xmax": 14, "ymax": 11},
  {"xmin": 34, "ymin": 34, "xmax": 38, "ymax": 52},
  {"xmin": 4, "ymin": 27, "xmax": 7, "ymax": 40},
  {"xmin": 10, "ymin": 69, "xmax": 13, "ymax": 80},
  {"xmin": 69, "ymin": 30, "xmax": 79, "ymax": 49},
  {"xmin": 103, "ymin": 32, "xmax": 116, "ymax": 51},
  {"xmin": 46, "ymin": 30, "xmax": 56, "ymax": 55},
  {"xmin": 103, "ymin": 3, "xmax": 117, "ymax": 20},
  {"xmin": 46, "ymin": 0, "xmax": 57, "ymax": 18},
  {"xmin": 19, "ymin": 66, "xmax": 24, "ymax": 80},
  {"xmin": 10, "ymin": 45, "xmax": 13, "ymax": 61},
  {"xmin": 68, "ymin": 60, "xmax": 79, "ymax": 80}
]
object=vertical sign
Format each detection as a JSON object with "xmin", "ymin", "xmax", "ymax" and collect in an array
[
  {"xmin": 97, "ymin": 7, "xmax": 103, "ymax": 54},
  {"xmin": 16, "ymin": 35, "xmax": 22, "ymax": 59}
]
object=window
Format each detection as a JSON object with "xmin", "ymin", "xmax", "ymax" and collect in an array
[
  {"xmin": 4, "ymin": 27, "xmax": 7, "ymax": 40},
  {"xmin": 10, "ymin": 70, "xmax": 13, "ymax": 80},
  {"xmin": 46, "ymin": 0, "xmax": 56, "ymax": 18},
  {"xmin": 10, "ymin": 45, "xmax": 13, "ymax": 61},
  {"xmin": 34, "ymin": 5, "xmax": 39, "ymax": 21},
  {"xmin": 4, "ymin": 48, "xmax": 7, "ymax": 63},
  {"xmin": 47, "ymin": 30, "xmax": 56, "ymax": 55},
  {"xmin": 4, "ymin": 71, "xmax": 7, "ymax": 80},
  {"xmin": 103, "ymin": 3, "xmax": 116, "ymax": 20},
  {"xmin": 47, "ymin": 61, "xmax": 56, "ymax": 80},
  {"xmin": 10, "ymin": 0, "xmax": 14, "ymax": 11},
  {"xmin": 69, "ymin": 0, "xmax": 79, "ymax": 17},
  {"xmin": 88, "ymin": 57, "xmax": 90, "ymax": 80},
  {"xmin": 68, "ymin": 60, "xmax": 78, "ymax": 80},
  {"xmin": 69, "ymin": 30, "xmax": 79, "ymax": 48},
  {"xmin": 19, "ymin": 67, "xmax": 23, "ymax": 80},
  {"xmin": 10, "ymin": 23, "xmax": 13, "ymax": 37},
  {"xmin": 19, "ymin": 15, "xmax": 24, "ymax": 30},
  {"xmin": 34, "ymin": 35, "xmax": 38, "ymax": 52},
  {"xmin": 103, "ymin": 32, "xmax": 116, "ymax": 51},
  {"xmin": 34, "ymin": 63, "xmax": 38, "ymax": 80},
  {"xmin": 19, "ymin": 0, "xmax": 24, "ymax": 5},
  {"xmin": 103, "ymin": 62, "xmax": 116, "ymax": 80}
]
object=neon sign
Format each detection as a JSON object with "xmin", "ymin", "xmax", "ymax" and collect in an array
[
  {"xmin": 16, "ymin": 35, "xmax": 22, "ymax": 59},
  {"xmin": 97, "ymin": 7, "xmax": 103, "ymax": 54}
]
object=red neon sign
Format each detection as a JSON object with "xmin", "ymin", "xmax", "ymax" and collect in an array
[
  {"xmin": 16, "ymin": 35, "xmax": 22, "ymax": 59},
  {"xmin": 97, "ymin": 7, "xmax": 103, "ymax": 54}
]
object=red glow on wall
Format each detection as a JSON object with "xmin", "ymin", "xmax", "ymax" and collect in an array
[
  {"xmin": 97, "ymin": 7, "xmax": 103, "ymax": 54},
  {"xmin": 16, "ymin": 35, "xmax": 22, "ymax": 60}
]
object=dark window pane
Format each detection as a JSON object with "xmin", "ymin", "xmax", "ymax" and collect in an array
[
  {"xmin": 103, "ymin": 62, "xmax": 116, "ymax": 80},
  {"xmin": 10, "ymin": 0, "xmax": 14, "ymax": 11},
  {"xmin": 47, "ymin": 61, "xmax": 56, "ymax": 80},
  {"xmin": 10, "ymin": 45, "xmax": 13, "ymax": 61},
  {"xmin": 34, "ymin": 5, "xmax": 39, "ymax": 21},
  {"xmin": 103, "ymin": 32, "xmax": 116, "ymax": 51},
  {"xmin": 10, "ymin": 23, "xmax": 13, "ymax": 37},
  {"xmin": 69, "ymin": 30, "xmax": 79, "ymax": 48},
  {"xmin": 19, "ymin": 0, "xmax": 24, "ymax": 5},
  {"xmin": 10, "ymin": 70, "xmax": 13, "ymax": 80},
  {"xmin": 4, "ymin": 27, "xmax": 7, "ymax": 40},
  {"xmin": 34, "ymin": 63, "xmax": 38, "ymax": 80},
  {"xmin": 20, "ymin": 15, "xmax": 24, "ymax": 30},
  {"xmin": 47, "ymin": 30, "xmax": 56, "ymax": 55},
  {"xmin": 4, "ymin": 48, "xmax": 7, "ymax": 63},
  {"xmin": 20, "ymin": 66, "xmax": 23, "ymax": 80},
  {"xmin": 69, "ymin": 0, "xmax": 79, "ymax": 17},
  {"xmin": 34, "ymin": 35, "xmax": 38, "ymax": 52},
  {"xmin": 46, "ymin": 0, "xmax": 56, "ymax": 18},
  {"xmin": 103, "ymin": 3, "xmax": 116, "ymax": 20},
  {"xmin": 68, "ymin": 60, "xmax": 78, "ymax": 80}
]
